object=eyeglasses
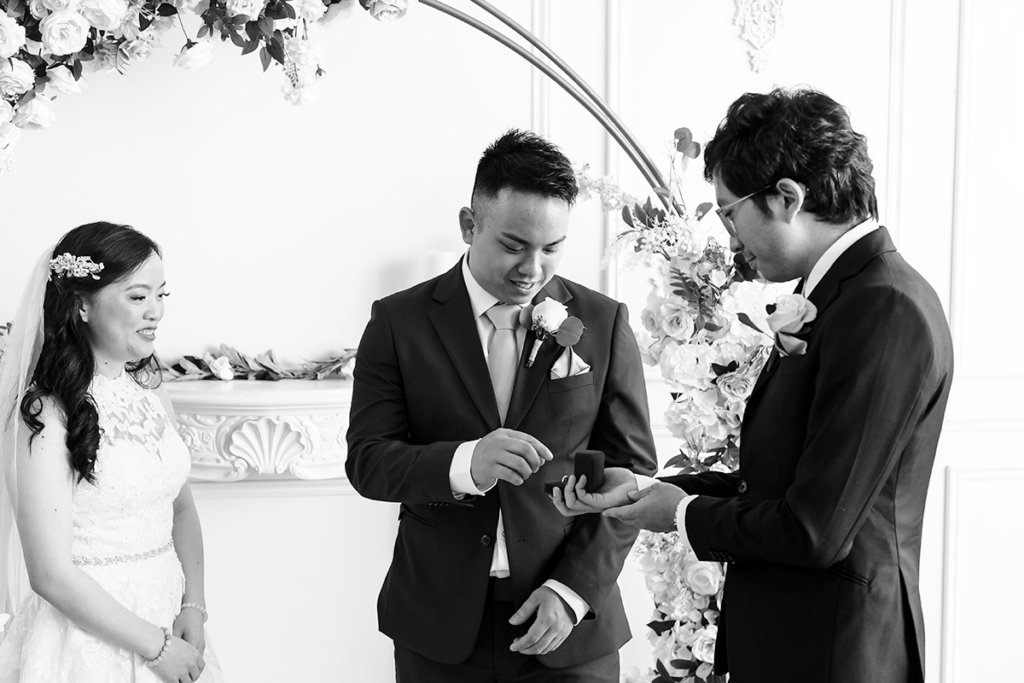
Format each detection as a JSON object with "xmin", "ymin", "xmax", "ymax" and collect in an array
[{"xmin": 712, "ymin": 184, "xmax": 774, "ymax": 235}]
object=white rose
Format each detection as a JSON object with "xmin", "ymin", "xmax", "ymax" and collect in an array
[
  {"xmin": 531, "ymin": 298, "xmax": 568, "ymax": 334},
  {"xmin": 0, "ymin": 14, "xmax": 27, "ymax": 59},
  {"xmin": 319, "ymin": 0, "xmax": 355, "ymax": 24},
  {"xmin": 767, "ymin": 294, "xmax": 817, "ymax": 335},
  {"xmin": 122, "ymin": 36, "xmax": 154, "ymax": 60},
  {"xmin": 0, "ymin": 99, "xmax": 13, "ymax": 125},
  {"xmin": 282, "ymin": 81, "xmax": 317, "ymax": 105},
  {"xmin": 0, "ymin": 59, "xmax": 35, "ymax": 99},
  {"xmin": 79, "ymin": 0, "xmax": 128, "ymax": 30},
  {"xmin": 364, "ymin": 0, "xmax": 407, "ymax": 21},
  {"xmin": 0, "ymin": 121, "xmax": 22, "ymax": 150},
  {"xmin": 172, "ymin": 40, "xmax": 213, "ymax": 70},
  {"xmin": 208, "ymin": 356, "xmax": 234, "ymax": 381},
  {"xmin": 684, "ymin": 561, "xmax": 724, "ymax": 596},
  {"xmin": 293, "ymin": 0, "xmax": 325, "ymax": 22},
  {"xmin": 226, "ymin": 0, "xmax": 264, "ymax": 21},
  {"xmin": 45, "ymin": 65, "xmax": 87, "ymax": 94},
  {"xmin": 689, "ymin": 625, "xmax": 718, "ymax": 663},
  {"xmin": 29, "ymin": 0, "xmax": 50, "ymax": 18},
  {"xmin": 659, "ymin": 301, "xmax": 695, "ymax": 341},
  {"xmin": 39, "ymin": 10, "xmax": 90, "ymax": 55},
  {"xmin": 41, "ymin": 0, "xmax": 77, "ymax": 11},
  {"xmin": 717, "ymin": 369, "xmax": 754, "ymax": 405},
  {"xmin": 13, "ymin": 96, "xmax": 56, "ymax": 130}
]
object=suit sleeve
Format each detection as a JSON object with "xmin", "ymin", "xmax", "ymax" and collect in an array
[
  {"xmin": 548, "ymin": 302, "xmax": 659, "ymax": 612},
  {"xmin": 686, "ymin": 284, "xmax": 947, "ymax": 568},
  {"xmin": 345, "ymin": 299, "xmax": 466, "ymax": 504}
]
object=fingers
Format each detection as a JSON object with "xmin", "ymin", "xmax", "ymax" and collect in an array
[
  {"xmin": 507, "ymin": 430, "xmax": 553, "ymax": 463},
  {"xmin": 511, "ymin": 620, "xmax": 563, "ymax": 655},
  {"xmin": 508, "ymin": 593, "xmax": 539, "ymax": 626}
]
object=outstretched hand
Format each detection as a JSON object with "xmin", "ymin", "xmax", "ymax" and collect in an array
[
  {"xmin": 602, "ymin": 482, "xmax": 685, "ymax": 532},
  {"xmin": 550, "ymin": 467, "xmax": 639, "ymax": 516},
  {"xmin": 471, "ymin": 428, "xmax": 553, "ymax": 489}
]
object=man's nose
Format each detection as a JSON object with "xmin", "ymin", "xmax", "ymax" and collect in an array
[{"xmin": 518, "ymin": 253, "xmax": 542, "ymax": 278}]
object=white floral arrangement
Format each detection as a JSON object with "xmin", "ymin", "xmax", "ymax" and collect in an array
[
  {"xmin": 0, "ymin": 0, "xmax": 408, "ymax": 170},
  {"xmin": 0, "ymin": 320, "xmax": 10, "ymax": 362},
  {"xmin": 578, "ymin": 128, "xmax": 779, "ymax": 683}
]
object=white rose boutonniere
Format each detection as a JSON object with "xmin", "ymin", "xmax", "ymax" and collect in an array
[
  {"xmin": 766, "ymin": 293, "xmax": 817, "ymax": 356},
  {"xmin": 522, "ymin": 298, "xmax": 584, "ymax": 368}
]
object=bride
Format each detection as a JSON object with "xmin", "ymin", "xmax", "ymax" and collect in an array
[{"xmin": 0, "ymin": 222, "xmax": 224, "ymax": 682}]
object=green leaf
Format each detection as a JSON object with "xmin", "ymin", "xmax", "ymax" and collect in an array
[
  {"xmin": 156, "ymin": 3, "xmax": 177, "ymax": 15},
  {"xmin": 259, "ymin": 46, "xmax": 272, "ymax": 71},
  {"xmin": 267, "ymin": 30, "xmax": 285, "ymax": 64},
  {"xmin": 674, "ymin": 127, "xmax": 693, "ymax": 153},
  {"xmin": 228, "ymin": 27, "xmax": 247, "ymax": 48},
  {"xmin": 197, "ymin": 23, "xmax": 210, "ymax": 38},
  {"xmin": 669, "ymin": 659, "xmax": 699, "ymax": 672},
  {"xmin": 648, "ymin": 620, "xmax": 676, "ymax": 636},
  {"xmin": 245, "ymin": 20, "xmax": 260, "ymax": 41},
  {"xmin": 620, "ymin": 205, "xmax": 634, "ymax": 228},
  {"xmin": 736, "ymin": 312, "xmax": 765, "ymax": 335},
  {"xmin": 684, "ymin": 141, "xmax": 701, "ymax": 159},
  {"xmin": 258, "ymin": 15, "xmax": 274, "ymax": 35},
  {"xmin": 553, "ymin": 317, "xmax": 584, "ymax": 347},
  {"xmin": 282, "ymin": 1, "xmax": 295, "ymax": 18},
  {"xmin": 695, "ymin": 201, "xmax": 713, "ymax": 220},
  {"xmin": 241, "ymin": 36, "xmax": 260, "ymax": 55}
]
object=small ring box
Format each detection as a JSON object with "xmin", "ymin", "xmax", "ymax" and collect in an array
[{"xmin": 544, "ymin": 450, "xmax": 605, "ymax": 495}]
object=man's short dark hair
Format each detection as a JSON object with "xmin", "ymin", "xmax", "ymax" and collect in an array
[
  {"xmin": 472, "ymin": 129, "xmax": 578, "ymax": 208},
  {"xmin": 703, "ymin": 88, "xmax": 878, "ymax": 225}
]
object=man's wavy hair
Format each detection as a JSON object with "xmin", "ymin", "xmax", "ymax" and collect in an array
[
  {"xmin": 703, "ymin": 88, "xmax": 878, "ymax": 225},
  {"xmin": 21, "ymin": 222, "xmax": 163, "ymax": 485},
  {"xmin": 471, "ymin": 129, "xmax": 578, "ymax": 208}
]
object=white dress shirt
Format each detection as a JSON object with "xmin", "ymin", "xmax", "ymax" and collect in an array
[
  {"xmin": 448, "ymin": 253, "xmax": 590, "ymax": 623},
  {"xmin": 649, "ymin": 220, "xmax": 882, "ymax": 547}
]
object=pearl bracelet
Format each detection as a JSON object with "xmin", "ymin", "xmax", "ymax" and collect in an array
[
  {"xmin": 181, "ymin": 602, "xmax": 209, "ymax": 623},
  {"xmin": 146, "ymin": 627, "xmax": 172, "ymax": 667}
]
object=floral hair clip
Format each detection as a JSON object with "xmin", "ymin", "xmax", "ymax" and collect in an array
[{"xmin": 49, "ymin": 253, "xmax": 104, "ymax": 281}]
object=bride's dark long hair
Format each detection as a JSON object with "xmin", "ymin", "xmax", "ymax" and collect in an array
[{"xmin": 21, "ymin": 222, "xmax": 163, "ymax": 485}]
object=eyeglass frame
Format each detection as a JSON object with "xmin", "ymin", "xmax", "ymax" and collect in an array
[{"xmin": 710, "ymin": 183, "xmax": 775, "ymax": 235}]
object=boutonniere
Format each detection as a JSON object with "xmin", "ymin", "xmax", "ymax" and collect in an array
[
  {"xmin": 766, "ymin": 294, "xmax": 818, "ymax": 356},
  {"xmin": 522, "ymin": 299, "xmax": 584, "ymax": 368}
]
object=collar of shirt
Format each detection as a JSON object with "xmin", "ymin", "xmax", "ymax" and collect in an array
[
  {"xmin": 461, "ymin": 250, "xmax": 502, "ymax": 318},
  {"xmin": 802, "ymin": 220, "xmax": 880, "ymax": 296}
]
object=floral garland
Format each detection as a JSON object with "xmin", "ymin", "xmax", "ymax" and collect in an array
[
  {"xmin": 578, "ymin": 128, "xmax": 780, "ymax": 683},
  {"xmin": 162, "ymin": 343, "xmax": 356, "ymax": 381},
  {"xmin": 0, "ymin": 0, "xmax": 409, "ymax": 170},
  {"xmin": 0, "ymin": 323, "xmax": 356, "ymax": 381}
]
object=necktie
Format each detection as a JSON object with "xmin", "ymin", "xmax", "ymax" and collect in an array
[{"xmin": 484, "ymin": 304, "xmax": 520, "ymax": 424}]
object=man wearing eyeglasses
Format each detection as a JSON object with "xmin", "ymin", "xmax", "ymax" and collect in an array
[{"xmin": 553, "ymin": 87, "xmax": 954, "ymax": 683}]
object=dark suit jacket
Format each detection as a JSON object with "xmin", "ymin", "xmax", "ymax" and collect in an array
[
  {"xmin": 346, "ymin": 260, "xmax": 658, "ymax": 667},
  {"xmin": 662, "ymin": 227, "xmax": 954, "ymax": 683}
]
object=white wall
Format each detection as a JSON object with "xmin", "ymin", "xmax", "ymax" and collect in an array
[{"xmin": 2, "ymin": 1, "xmax": 1021, "ymax": 681}]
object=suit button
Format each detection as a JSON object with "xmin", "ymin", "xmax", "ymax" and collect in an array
[
  {"xmin": 738, "ymin": 480, "xmax": 748, "ymax": 494},
  {"xmin": 480, "ymin": 534, "xmax": 492, "ymax": 547}
]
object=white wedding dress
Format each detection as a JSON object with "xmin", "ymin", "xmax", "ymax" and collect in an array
[{"xmin": 0, "ymin": 372, "xmax": 224, "ymax": 682}]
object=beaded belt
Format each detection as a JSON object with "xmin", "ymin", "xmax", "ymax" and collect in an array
[{"xmin": 72, "ymin": 539, "xmax": 174, "ymax": 567}]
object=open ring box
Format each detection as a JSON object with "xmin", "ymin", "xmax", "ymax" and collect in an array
[{"xmin": 544, "ymin": 449, "xmax": 605, "ymax": 496}]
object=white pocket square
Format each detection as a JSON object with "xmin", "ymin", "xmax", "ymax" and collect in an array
[{"xmin": 549, "ymin": 347, "xmax": 591, "ymax": 380}]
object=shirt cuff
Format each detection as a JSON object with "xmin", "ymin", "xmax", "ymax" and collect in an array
[
  {"xmin": 542, "ymin": 580, "xmax": 590, "ymax": 625},
  {"xmin": 674, "ymin": 494, "xmax": 699, "ymax": 548},
  {"xmin": 449, "ymin": 440, "xmax": 494, "ymax": 497},
  {"xmin": 634, "ymin": 474, "xmax": 656, "ymax": 491}
]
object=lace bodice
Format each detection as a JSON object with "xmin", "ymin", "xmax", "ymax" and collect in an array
[{"xmin": 70, "ymin": 372, "xmax": 191, "ymax": 562}]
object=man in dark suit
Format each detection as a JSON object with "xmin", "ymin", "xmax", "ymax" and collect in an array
[
  {"xmin": 554, "ymin": 88, "xmax": 954, "ymax": 683},
  {"xmin": 346, "ymin": 129, "xmax": 658, "ymax": 682}
]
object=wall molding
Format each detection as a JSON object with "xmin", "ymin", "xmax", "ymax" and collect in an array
[
  {"xmin": 884, "ymin": 0, "xmax": 907, "ymax": 235},
  {"xmin": 168, "ymin": 380, "xmax": 352, "ymax": 483},
  {"xmin": 733, "ymin": 0, "xmax": 786, "ymax": 72},
  {"xmin": 941, "ymin": 465, "xmax": 1024, "ymax": 680},
  {"xmin": 948, "ymin": 0, "xmax": 973, "ymax": 360}
]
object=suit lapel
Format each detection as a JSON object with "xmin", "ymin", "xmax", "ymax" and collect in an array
[
  {"xmin": 503, "ymin": 277, "xmax": 573, "ymax": 431},
  {"xmin": 743, "ymin": 226, "xmax": 897, "ymax": 418},
  {"xmin": 428, "ymin": 260, "xmax": 502, "ymax": 430}
]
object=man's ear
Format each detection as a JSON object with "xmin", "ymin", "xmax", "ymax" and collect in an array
[
  {"xmin": 458, "ymin": 206, "xmax": 476, "ymax": 246},
  {"xmin": 773, "ymin": 178, "xmax": 806, "ymax": 221}
]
